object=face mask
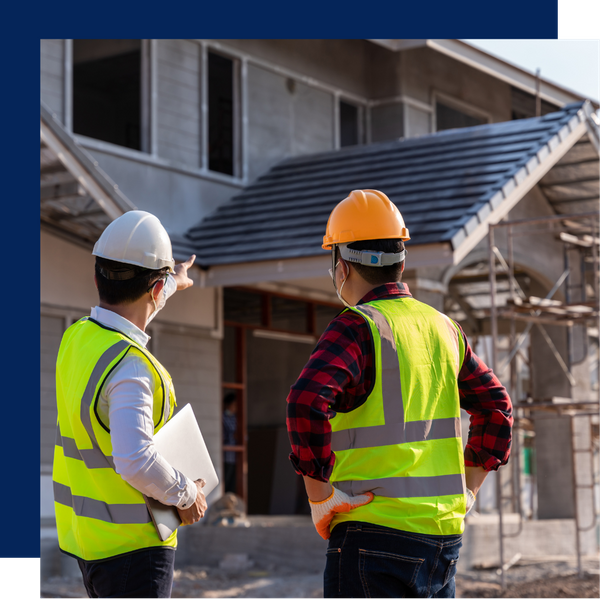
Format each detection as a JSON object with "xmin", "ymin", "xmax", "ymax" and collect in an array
[
  {"xmin": 147, "ymin": 278, "xmax": 167, "ymax": 325},
  {"xmin": 330, "ymin": 256, "xmax": 352, "ymax": 308}
]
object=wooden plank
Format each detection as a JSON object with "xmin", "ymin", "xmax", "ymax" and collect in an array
[{"xmin": 40, "ymin": 181, "xmax": 83, "ymax": 200}]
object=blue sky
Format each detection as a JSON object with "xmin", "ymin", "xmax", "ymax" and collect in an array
[{"xmin": 464, "ymin": 39, "xmax": 599, "ymax": 102}]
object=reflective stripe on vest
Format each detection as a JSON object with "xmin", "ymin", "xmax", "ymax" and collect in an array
[
  {"xmin": 53, "ymin": 318, "xmax": 177, "ymax": 561},
  {"xmin": 329, "ymin": 299, "xmax": 466, "ymax": 536},
  {"xmin": 53, "ymin": 481, "xmax": 151, "ymax": 524}
]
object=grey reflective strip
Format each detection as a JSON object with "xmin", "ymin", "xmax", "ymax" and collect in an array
[
  {"xmin": 79, "ymin": 340, "xmax": 130, "ymax": 469},
  {"xmin": 53, "ymin": 481, "xmax": 151, "ymax": 524},
  {"xmin": 335, "ymin": 473, "xmax": 465, "ymax": 499},
  {"xmin": 56, "ymin": 424, "xmax": 116, "ymax": 468},
  {"xmin": 354, "ymin": 305, "xmax": 404, "ymax": 425},
  {"xmin": 440, "ymin": 313, "xmax": 461, "ymax": 376},
  {"xmin": 405, "ymin": 417, "xmax": 461, "ymax": 444},
  {"xmin": 332, "ymin": 417, "xmax": 461, "ymax": 451}
]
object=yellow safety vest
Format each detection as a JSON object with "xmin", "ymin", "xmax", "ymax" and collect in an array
[
  {"xmin": 53, "ymin": 317, "xmax": 177, "ymax": 561},
  {"xmin": 330, "ymin": 297, "xmax": 467, "ymax": 536}
]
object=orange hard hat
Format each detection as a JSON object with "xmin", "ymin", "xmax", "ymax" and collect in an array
[{"xmin": 322, "ymin": 189, "xmax": 410, "ymax": 250}]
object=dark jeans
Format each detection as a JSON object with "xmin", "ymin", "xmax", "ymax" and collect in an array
[
  {"xmin": 324, "ymin": 522, "xmax": 462, "ymax": 598},
  {"xmin": 77, "ymin": 547, "xmax": 176, "ymax": 598}
]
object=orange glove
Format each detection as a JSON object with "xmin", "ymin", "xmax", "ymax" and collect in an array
[{"xmin": 309, "ymin": 486, "xmax": 374, "ymax": 540}]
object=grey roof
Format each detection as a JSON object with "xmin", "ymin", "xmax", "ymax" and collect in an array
[
  {"xmin": 40, "ymin": 102, "xmax": 136, "ymax": 247},
  {"xmin": 182, "ymin": 101, "xmax": 599, "ymax": 269}
]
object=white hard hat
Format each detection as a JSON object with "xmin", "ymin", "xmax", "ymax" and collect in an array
[{"xmin": 93, "ymin": 210, "xmax": 175, "ymax": 273}]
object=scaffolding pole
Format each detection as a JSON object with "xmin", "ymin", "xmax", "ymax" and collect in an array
[{"xmin": 488, "ymin": 212, "xmax": 599, "ymax": 588}]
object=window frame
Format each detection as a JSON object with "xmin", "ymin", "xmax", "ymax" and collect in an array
[
  {"xmin": 68, "ymin": 39, "xmax": 153, "ymax": 154},
  {"xmin": 337, "ymin": 96, "xmax": 366, "ymax": 149},
  {"xmin": 203, "ymin": 47, "xmax": 242, "ymax": 179}
]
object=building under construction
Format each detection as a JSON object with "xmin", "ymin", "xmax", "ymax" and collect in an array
[{"xmin": 40, "ymin": 39, "xmax": 599, "ymax": 588}]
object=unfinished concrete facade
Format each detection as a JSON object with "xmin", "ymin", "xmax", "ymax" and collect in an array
[{"xmin": 41, "ymin": 39, "xmax": 598, "ymax": 578}]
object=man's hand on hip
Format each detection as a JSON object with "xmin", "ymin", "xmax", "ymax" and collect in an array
[
  {"xmin": 309, "ymin": 486, "xmax": 374, "ymax": 540},
  {"xmin": 177, "ymin": 479, "xmax": 207, "ymax": 525}
]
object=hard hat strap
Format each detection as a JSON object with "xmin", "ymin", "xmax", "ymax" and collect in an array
[{"xmin": 338, "ymin": 243, "xmax": 406, "ymax": 267}]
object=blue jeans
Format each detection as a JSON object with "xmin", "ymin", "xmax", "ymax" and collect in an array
[
  {"xmin": 324, "ymin": 522, "xmax": 462, "ymax": 598},
  {"xmin": 76, "ymin": 547, "xmax": 176, "ymax": 598}
]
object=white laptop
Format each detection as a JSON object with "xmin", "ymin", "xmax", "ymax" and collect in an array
[{"xmin": 143, "ymin": 403, "xmax": 219, "ymax": 541}]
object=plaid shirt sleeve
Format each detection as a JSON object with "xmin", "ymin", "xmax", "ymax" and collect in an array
[
  {"xmin": 286, "ymin": 310, "xmax": 372, "ymax": 482},
  {"xmin": 456, "ymin": 322, "xmax": 513, "ymax": 471}
]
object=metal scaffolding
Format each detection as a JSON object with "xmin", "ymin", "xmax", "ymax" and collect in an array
[{"xmin": 487, "ymin": 212, "xmax": 600, "ymax": 588}]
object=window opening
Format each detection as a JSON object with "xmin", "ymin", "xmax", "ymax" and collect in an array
[
  {"xmin": 208, "ymin": 52, "xmax": 235, "ymax": 176},
  {"xmin": 510, "ymin": 86, "xmax": 561, "ymax": 120},
  {"xmin": 340, "ymin": 100, "xmax": 360, "ymax": 147},
  {"xmin": 73, "ymin": 39, "xmax": 146, "ymax": 151},
  {"xmin": 436, "ymin": 102, "xmax": 485, "ymax": 132}
]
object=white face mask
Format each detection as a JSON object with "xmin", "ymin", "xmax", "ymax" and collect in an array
[
  {"xmin": 330, "ymin": 256, "xmax": 352, "ymax": 308},
  {"xmin": 147, "ymin": 279, "xmax": 167, "ymax": 325}
]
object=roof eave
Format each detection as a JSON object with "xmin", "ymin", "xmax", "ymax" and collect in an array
[
  {"xmin": 194, "ymin": 242, "xmax": 454, "ymax": 288},
  {"xmin": 367, "ymin": 39, "xmax": 596, "ymax": 107},
  {"xmin": 40, "ymin": 102, "xmax": 135, "ymax": 221},
  {"xmin": 451, "ymin": 101, "xmax": 599, "ymax": 267}
]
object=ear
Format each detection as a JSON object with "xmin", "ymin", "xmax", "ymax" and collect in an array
[
  {"xmin": 401, "ymin": 261, "xmax": 405, "ymax": 273},
  {"xmin": 94, "ymin": 274, "xmax": 98, "ymax": 290}
]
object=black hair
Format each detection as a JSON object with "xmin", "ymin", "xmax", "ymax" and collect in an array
[
  {"xmin": 343, "ymin": 238, "xmax": 405, "ymax": 286},
  {"xmin": 224, "ymin": 392, "xmax": 237, "ymax": 408},
  {"xmin": 95, "ymin": 257, "xmax": 169, "ymax": 305}
]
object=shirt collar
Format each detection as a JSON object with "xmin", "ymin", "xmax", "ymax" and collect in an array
[
  {"xmin": 357, "ymin": 282, "xmax": 412, "ymax": 305},
  {"xmin": 90, "ymin": 306, "xmax": 150, "ymax": 348}
]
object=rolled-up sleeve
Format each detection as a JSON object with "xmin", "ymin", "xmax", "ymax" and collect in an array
[{"xmin": 457, "ymin": 327, "xmax": 513, "ymax": 471}]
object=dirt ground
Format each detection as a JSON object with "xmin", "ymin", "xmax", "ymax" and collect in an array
[{"xmin": 41, "ymin": 555, "xmax": 599, "ymax": 598}]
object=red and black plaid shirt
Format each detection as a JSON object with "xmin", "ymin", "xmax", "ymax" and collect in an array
[{"xmin": 286, "ymin": 282, "xmax": 513, "ymax": 482}]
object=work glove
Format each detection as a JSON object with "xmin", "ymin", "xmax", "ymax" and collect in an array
[
  {"xmin": 466, "ymin": 488, "xmax": 476, "ymax": 515},
  {"xmin": 309, "ymin": 486, "xmax": 374, "ymax": 540}
]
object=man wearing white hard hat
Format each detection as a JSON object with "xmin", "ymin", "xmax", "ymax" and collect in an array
[{"xmin": 52, "ymin": 210, "xmax": 205, "ymax": 598}]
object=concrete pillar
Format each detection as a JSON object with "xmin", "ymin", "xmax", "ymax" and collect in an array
[{"xmin": 403, "ymin": 276, "xmax": 446, "ymax": 311}]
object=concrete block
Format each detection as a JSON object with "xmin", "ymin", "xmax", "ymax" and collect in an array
[
  {"xmin": 461, "ymin": 514, "xmax": 598, "ymax": 570},
  {"xmin": 177, "ymin": 516, "xmax": 328, "ymax": 573}
]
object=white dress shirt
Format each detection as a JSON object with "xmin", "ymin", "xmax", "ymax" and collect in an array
[{"xmin": 90, "ymin": 275, "xmax": 197, "ymax": 509}]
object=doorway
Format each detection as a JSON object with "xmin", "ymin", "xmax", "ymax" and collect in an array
[{"xmin": 221, "ymin": 287, "xmax": 340, "ymax": 514}]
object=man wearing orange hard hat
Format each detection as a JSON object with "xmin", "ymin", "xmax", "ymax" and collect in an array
[{"xmin": 286, "ymin": 190, "xmax": 513, "ymax": 598}]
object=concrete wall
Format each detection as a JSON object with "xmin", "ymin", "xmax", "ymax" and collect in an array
[
  {"xmin": 40, "ymin": 39, "xmax": 65, "ymax": 122},
  {"xmin": 80, "ymin": 147, "xmax": 243, "ymax": 236},
  {"xmin": 40, "ymin": 231, "xmax": 217, "ymax": 329},
  {"xmin": 401, "ymin": 47, "xmax": 512, "ymax": 125},
  {"xmin": 156, "ymin": 39, "xmax": 202, "ymax": 168},
  {"xmin": 246, "ymin": 63, "xmax": 334, "ymax": 183},
  {"xmin": 216, "ymin": 39, "xmax": 378, "ymax": 99}
]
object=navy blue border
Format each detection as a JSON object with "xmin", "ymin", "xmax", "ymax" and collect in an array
[{"xmin": 4, "ymin": 0, "xmax": 559, "ymax": 562}]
